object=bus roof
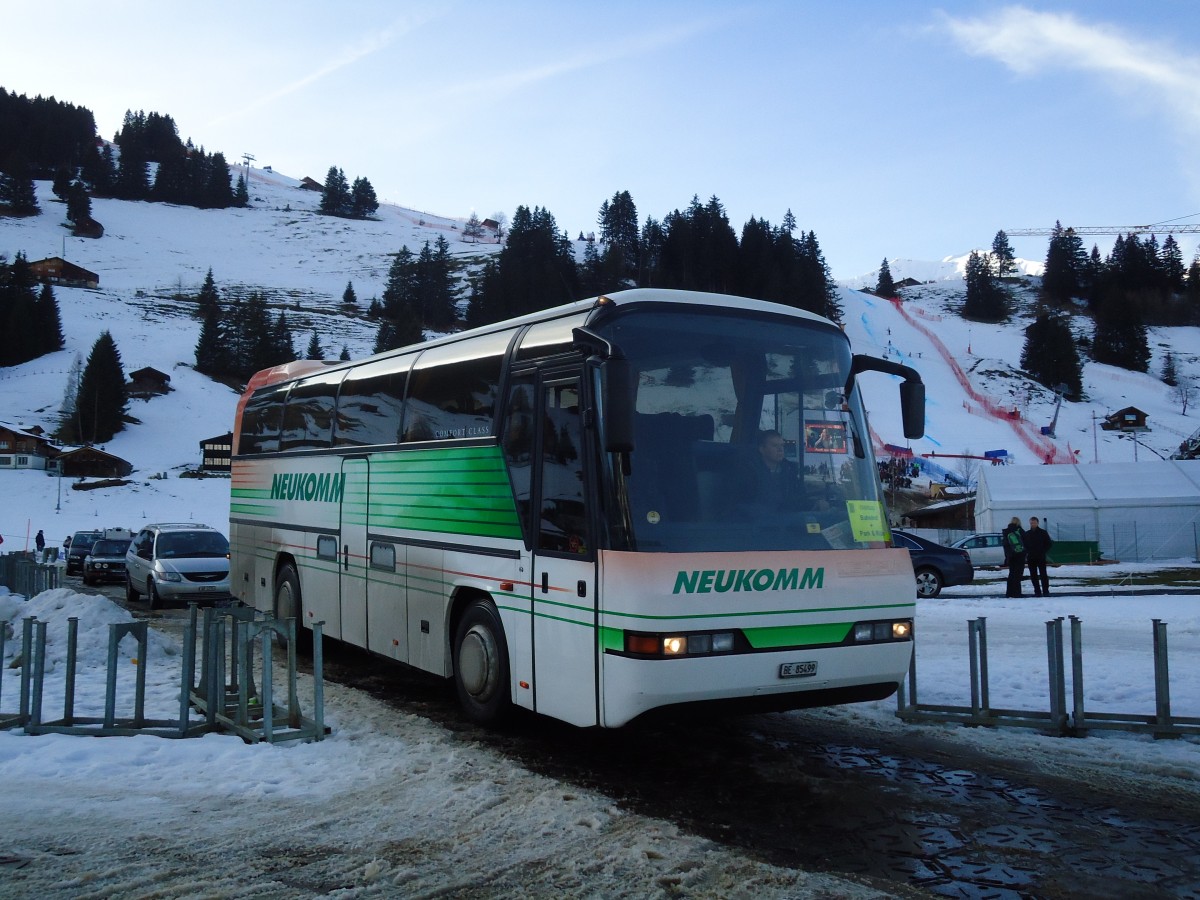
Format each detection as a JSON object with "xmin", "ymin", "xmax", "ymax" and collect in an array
[{"xmin": 240, "ymin": 288, "xmax": 837, "ymax": 397}]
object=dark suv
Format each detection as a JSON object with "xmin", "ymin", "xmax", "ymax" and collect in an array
[
  {"xmin": 82, "ymin": 538, "xmax": 132, "ymax": 586},
  {"xmin": 66, "ymin": 530, "xmax": 105, "ymax": 576}
]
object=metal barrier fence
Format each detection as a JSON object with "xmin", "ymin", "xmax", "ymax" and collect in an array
[
  {"xmin": 0, "ymin": 551, "xmax": 60, "ymax": 597},
  {"xmin": 0, "ymin": 604, "xmax": 326, "ymax": 743},
  {"xmin": 897, "ymin": 616, "xmax": 1199, "ymax": 738}
]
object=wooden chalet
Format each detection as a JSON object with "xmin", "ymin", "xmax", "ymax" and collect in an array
[
  {"xmin": 57, "ymin": 446, "xmax": 133, "ymax": 478},
  {"xmin": 299, "ymin": 176, "xmax": 324, "ymax": 192},
  {"xmin": 27, "ymin": 257, "xmax": 100, "ymax": 288},
  {"xmin": 199, "ymin": 432, "xmax": 233, "ymax": 472},
  {"xmin": 1100, "ymin": 406, "xmax": 1150, "ymax": 432},
  {"xmin": 128, "ymin": 366, "xmax": 172, "ymax": 398},
  {"xmin": 0, "ymin": 422, "xmax": 59, "ymax": 471}
]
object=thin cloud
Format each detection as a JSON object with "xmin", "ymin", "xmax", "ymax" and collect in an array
[
  {"xmin": 938, "ymin": 6, "xmax": 1200, "ymax": 132},
  {"xmin": 212, "ymin": 12, "xmax": 438, "ymax": 126},
  {"xmin": 434, "ymin": 13, "xmax": 737, "ymax": 103}
]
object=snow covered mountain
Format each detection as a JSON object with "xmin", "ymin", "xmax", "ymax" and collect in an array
[{"xmin": 1, "ymin": 167, "xmax": 1197, "ymax": 545}]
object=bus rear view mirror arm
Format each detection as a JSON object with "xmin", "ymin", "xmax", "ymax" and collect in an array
[
  {"xmin": 574, "ymin": 327, "xmax": 636, "ymax": 454},
  {"xmin": 845, "ymin": 354, "xmax": 926, "ymax": 441}
]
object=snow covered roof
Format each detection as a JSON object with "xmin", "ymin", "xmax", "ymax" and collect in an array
[{"xmin": 978, "ymin": 460, "xmax": 1200, "ymax": 509}]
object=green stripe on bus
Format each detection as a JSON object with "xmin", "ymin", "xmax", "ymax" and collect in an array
[{"xmin": 743, "ymin": 622, "xmax": 853, "ymax": 648}]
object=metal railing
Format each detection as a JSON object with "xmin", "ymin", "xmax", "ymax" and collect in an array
[
  {"xmin": 897, "ymin": 616, "xmax": 1199, "ymax": 738},
  {"xmin": 1, "ymin": 605, "xmax": 326, "ymax": 743},
  {"xmin": 0, "ymin": 552, "xmax": 60, "ymax": 597}
]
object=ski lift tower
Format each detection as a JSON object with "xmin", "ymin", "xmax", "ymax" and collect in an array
[{"xmin": 1040, "ymin": 384, "xmax": 1066, "ymax": 438}]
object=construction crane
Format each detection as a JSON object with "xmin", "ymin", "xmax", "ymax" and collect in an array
[{"xmin": 1006, "ymin": 213, "xmax": 1200, "ymax": 237}]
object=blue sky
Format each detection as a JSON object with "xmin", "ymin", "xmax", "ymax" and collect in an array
[{"xmin": 5, "ymin": 1, "xmax": 1199, "ymax": 277}]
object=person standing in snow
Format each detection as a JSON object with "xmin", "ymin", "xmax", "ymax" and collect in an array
[
  {"xmin": 35, "ymin": 529, "xmax": 45, "ymax": 560},
  {"xmin": 1002, "ymin": 516, "xmax": 1026, "ymax": 597},
  {"xmin": 1024, "ymin": 516, "xmax": 1053, "ymax": 597}
]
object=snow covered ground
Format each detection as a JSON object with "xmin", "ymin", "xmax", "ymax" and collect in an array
[
  {"xmin": 2, "ymin": 170, "xmax": 1199, "ymax": 895},
  {"xmin": 2, "ymin": 575, "xmax": 1197, "ymax": 897}
]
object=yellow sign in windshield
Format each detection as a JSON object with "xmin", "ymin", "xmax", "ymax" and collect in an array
[{"xmin": 847, "ymin": 500, "xmax": 889, "ymax": 542}]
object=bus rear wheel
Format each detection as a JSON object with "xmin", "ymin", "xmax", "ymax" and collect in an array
[
  {"xmin": 453, "ymin": 598, "xmax": 511, "ymax": 725},
  {"xmin": 274, "ymin": 563, "xmax": 311, "ymax": 652}
]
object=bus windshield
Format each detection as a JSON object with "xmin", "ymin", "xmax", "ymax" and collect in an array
[{"xmin": 596, "ymin": 308, "xmax": 888, "ymax": 553}]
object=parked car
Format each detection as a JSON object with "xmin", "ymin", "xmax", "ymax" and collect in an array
[
  {"xmin": 125, "ymin": 523, "xmax": 231, "ymax": 609},
  {"xmin": 892, "ymin": 530, "xmax": 975, "ymax": 599},
  {"xmin": 82, "ymin": 538, "xmax": 132, "ymax": 586},
  {"xmin": 65, "ymin": 530, "xmax": 105, "ymax": 576},
  {"xmin": 949, "ymin": 532, "xmax": 1006, "ymax": 568}
]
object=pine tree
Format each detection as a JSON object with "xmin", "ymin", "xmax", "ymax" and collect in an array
[
  {"xmin": 66, "ymin": 180, "xmax": 92, "ymax": 226},
  {"xmin": 35, "ymin": 282, "xmax": 65, "ymax": 355},
  {"xmin": 963, "ymin": 251, "xmax": 1007, "ymax": 322},
  {"xmin": 0, "ymin": 252, "xmax": 40, "ymax": 366},
  {"xmin": 876, "ymin": 258, "xmax": 896, "ymax": 297},
  {"xmin": 1162, "ymin": 351, "xmax": 1178, "ymax": 387},
  {"xmin": 305, "ymin": 331, "xmax": 323, "ymax": 360},
  {"xmin": 339, "ymin": 344, "xmax": 351, "ymax": 361},
  {"xmin": 1042, "ymin": 222, "xmax": 1087, "ymax": 304},
  {"xmin": 74, "ymin": 331, "xmax": 128, "ymax": 444},
  {"xmin": 319, "ymin": 166, "xmax": 350, "ymax": 217},
  {"xmin": 196, "ymin": 268, "xmax": 221, "ymax": 319},
  {"xmin": 0, "ymin": 168, "xmax": 39, "ymax": 214},
  {"xmin": 1020, "ymin": 310, "xmax": 1082, "ymax": 399},
  {"xmin": 267, "ymin": 312, "xmax": 296, "ymax": 369},
  {"xmin": 597, "ymin": 190, "xmax": 639, "ymax": 281},
  {"xmin": 342, "ymin": 281, "xmax": 357, "ymax": 307},
  {"xmin": 194, "ymin": 300, "xmax": 228, "ymax": 375},
  {"xmin": 349, "ymin": 176, "xmax": 378, "ymax": 218},
  {"xmin": 234, "ymin": 175, "xmax": 249, "ymax": 208},
  {"xmin": 991, "ymin": 230, "xmax": 1017, "ymax": 277},
  {"xmin": 1092, "ymin": 290, "xmax": 1151, "ymax": 372}
]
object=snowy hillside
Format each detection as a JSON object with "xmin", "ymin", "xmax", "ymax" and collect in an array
[
  {"xmin": 841, "ymin": 251, "xmax": 1045, "ymax": 290},
  {"xmin": 1, "ymin": 169, "xmax": 1198, "ymax": 547}
]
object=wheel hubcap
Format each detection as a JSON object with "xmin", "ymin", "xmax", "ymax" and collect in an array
[{"xmin": 459, "ymin": 626, "xmax": 497, "ymax": 699}]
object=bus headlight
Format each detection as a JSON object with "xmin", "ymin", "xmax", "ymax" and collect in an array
[
  {"xmin": 854, "ymin": 620, "xmax": 912, "ymax": 643},
  {"xmin": 624, "ymin": 631, "xmax": 739, "ymax": 657}
]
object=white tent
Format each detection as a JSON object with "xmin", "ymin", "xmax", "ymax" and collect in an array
[{"xmin": 975, "ymin": 461, "xmax": 1200, "ymax": 562}]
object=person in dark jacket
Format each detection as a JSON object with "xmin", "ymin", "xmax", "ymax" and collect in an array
[
  {"xmin": 1002, "ymin": 516, "xmax": 1026, "ymax": 597},
  {"xmin": 35, "ymin": 529, "xmax": 45, "ymax": 560},
  {"xmin": 1024, "ymin": 516, "xmax": 1054, "ymax": 596}
]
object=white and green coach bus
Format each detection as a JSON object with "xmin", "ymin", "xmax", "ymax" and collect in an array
[{"xmin": 230, "ymin": 288, "xmax": 925, "ymax": 728}]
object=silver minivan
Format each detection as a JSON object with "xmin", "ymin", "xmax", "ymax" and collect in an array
[{"xmin": 125, "ymin": 523, "xmax": 231, "ymax": 608}]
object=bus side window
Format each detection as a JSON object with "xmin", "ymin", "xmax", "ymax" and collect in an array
[
  {"xmin": 501, "ymin": 377, "xmax": 536, "ymax": 542},
  {"xmin": 279, "ymin": 371, "xmax": 342, "ymax": 451},
  {"xmin": 239, "ymin": 383, "xmax": 287, "ymax": 455},
  {"xmin": 335, "ymin": 363, "xmax": 408, "ymax": 447},
  {"xmin": 404, "ymin": 333, "xmax": 507, "ymax": 442}
]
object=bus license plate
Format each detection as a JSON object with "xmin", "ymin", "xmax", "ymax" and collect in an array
[{"xmin": 779, "ymin": 661, "xmax": 817, "ymax": 678}]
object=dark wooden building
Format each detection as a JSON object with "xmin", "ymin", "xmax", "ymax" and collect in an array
[
  {"xmin": 128, "ymin": 366, "xmax": 172, "ymax": 398},
  {"xmin": 200, "ymin": 432, "xmax": 233, "ymax": 472},
  {"xmin": 27, "ymin": 257, "xmax": 100, "ymax": 288},
  {"xmin": 1101, "ymin": 406, "xmax": 1150, "ymax": 432},
  {"xmin": 57, "ymin": 446, "xmax": 133, "ymax": 478}
]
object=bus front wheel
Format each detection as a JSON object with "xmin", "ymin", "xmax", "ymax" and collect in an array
[{"xmin": 453, "ymin": 599, "xmax": 511, "ymax": 725}]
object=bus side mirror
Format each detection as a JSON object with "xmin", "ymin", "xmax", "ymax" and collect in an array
[
  {"xmin": 600, "ymin": 357, "xmax": 635, "ymax": 453},
  {"xmin": 900, "ymin": 380, "xmax": 925, "ymax": 440}
]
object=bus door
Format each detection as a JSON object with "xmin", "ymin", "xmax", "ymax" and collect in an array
[
  {"xmin": 531, "ymin": 374, "xmax": 599, "ymax": 726},
  {"xmin": 340, "ymin": 457, "xmax": 369, "ymax": 646}
]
